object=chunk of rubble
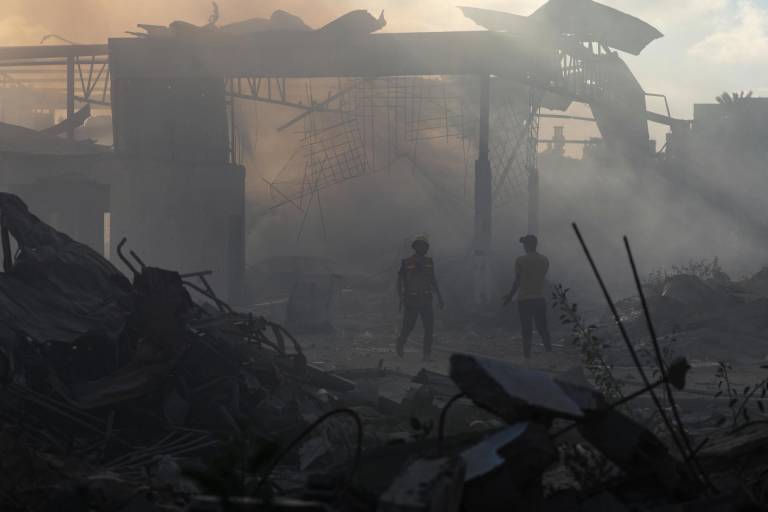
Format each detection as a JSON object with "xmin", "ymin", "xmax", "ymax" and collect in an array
[{"xmin": 449, "ymin": 353, "xmax": 600, "ymax": 421}]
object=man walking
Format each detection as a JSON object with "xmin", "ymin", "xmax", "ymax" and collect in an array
[
  {"xmin": 503, "ymin": 234, "xmax": 552, "ymax": 358},
  {"xmin": 396, "ymin": 234, "xmax": 444, "ymax": 361}
]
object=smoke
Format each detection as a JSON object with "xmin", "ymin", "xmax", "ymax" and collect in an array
[
  {"xmin": 4, "ymin": 2, "xmax": 766, "ymax": 301},
  {"xmin": 0, "ymin": 1, "xmax": 536, "ymax": 46},
  {"xmin": 244, "ymin": 85, "xmax": 768, "ymax": 305},
  {"xmin": 0, "ymin": 1, "xmax": 345, "ymax": 45}
]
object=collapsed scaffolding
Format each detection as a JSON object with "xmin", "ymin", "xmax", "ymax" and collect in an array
[{"xmin": 262, "ymin": 77, "xmax": 542, "ymax": 235}]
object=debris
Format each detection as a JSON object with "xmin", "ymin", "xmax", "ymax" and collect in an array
[
  {"xmin": 317, "ymin": 10, "xmax": 386, "ymax": 36},
  {"xmin": 221, "ymin": 10, "xmax": 313, "ymax": 34},
  {"xmin": 578, "ymin": 408, "xmax": 696, "ymax": 494},
  {"xmin": 449, "ymin": 353, "xmax": 585, "ymax": 421},
  {"xmin": 461, "ymin": 423, "xmax": 556, "ymax": 512},
  {"xmin": 378, "ymin": 456, "xmax": 466, "ymax": 512},
  {"xmin": 0, "ymin": 192, "xmax": 131, "ymax": 347},
  {"xmin": 40, "ymin": 104, "xmax": 92, "ymax": 136},
  {"xmin": 459, "ymin": 423, "xmax": 530, "ymax": 480}
]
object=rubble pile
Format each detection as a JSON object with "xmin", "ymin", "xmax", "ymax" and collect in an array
[
  {"xmin": 0, "ymin": 193, "xmax": 351, "ymax": 509},
  {"xmin": 610, "ymin": 268, "xmax": 768, "ymax": 364},
  {"xmin": 0, "ymin": 195, "xmax": 766, "ymax": 511}
]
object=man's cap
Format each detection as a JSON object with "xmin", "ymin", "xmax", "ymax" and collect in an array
[
  {"xmin": 519, "ymin": 234, "xmax": 538, "ymax": 244},
  {"xmin": 412, "ymin": 234, "xmax": 430, "ymax": 246}
]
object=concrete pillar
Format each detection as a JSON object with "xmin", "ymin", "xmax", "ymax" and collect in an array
[{"xmin": 66, "ymin": 55, "xmax": 75, "ymax": 139}]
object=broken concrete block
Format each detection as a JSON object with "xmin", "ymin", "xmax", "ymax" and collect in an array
[
  {"xmin": 577, "ymin": 408, "xmax": 695, "ymax": 494},
  {"xmin": 455, "ymin": 423, "xmax": 557, "ymax": 512},
  {"xmin": 450, "ymin": 353, "xmax": 585, "ymax": 422},
  {"xmin": 378, "ymin": 456, "xmax": 465, "ymax": 512}
]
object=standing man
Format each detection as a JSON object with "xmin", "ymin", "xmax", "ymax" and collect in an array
[
  {"xmin": 503, "ymin": 234, "xmax": 552, "ymax": 359},
  {"xmin": 396, "ymin": 234, "xmax": 444, "ymax": 361}
]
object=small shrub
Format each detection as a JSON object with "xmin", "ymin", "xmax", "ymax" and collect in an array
[{"xmin": 552, "ymin": 284, "xmax": 623, "ymax": 403}]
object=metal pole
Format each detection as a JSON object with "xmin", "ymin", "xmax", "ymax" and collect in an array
[
  {"xmin": 473, "ymin": 74, "xmax": 492, "ymax": 305},
  {"xmin": 66, "ymin": 55, "xmax": 75, "ymax": 139}
]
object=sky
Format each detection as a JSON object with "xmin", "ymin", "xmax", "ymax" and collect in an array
[{"xmin": 0, "ymin": 0, "xmax": 766, "ymax": 119}]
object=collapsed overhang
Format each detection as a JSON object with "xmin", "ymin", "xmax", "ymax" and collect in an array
[
  {"xmin": 108, "ymin": 31, "xmax": 559, "ymax": 81},
  {"xmin": 461, "ymin": 0, "xmax": 663, "ymax": 56}
]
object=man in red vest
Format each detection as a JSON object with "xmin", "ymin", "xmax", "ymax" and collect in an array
[{"xmin": 396, "ymin": 234, "xmax": 444, "ymax": 361}]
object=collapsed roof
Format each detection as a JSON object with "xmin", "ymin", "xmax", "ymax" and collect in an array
[
  {"xmin": 0, "ymin": 122, "xmax": 110, "ymax": 156},
  {"xmin": 131, "ymin": 9, "xmax": 386, "ymax": 39},
  {"xmin": 0, "ymin": 193, "xmax": 131, "ymax": 345},
  {"xmin": 460, "ymin": 0, "xmax": 663, "ymax": 55}
]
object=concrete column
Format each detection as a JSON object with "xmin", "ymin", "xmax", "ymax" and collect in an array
[{"xmin": 66, "ymin": 55, "xmax": 75, "ymax": 139}]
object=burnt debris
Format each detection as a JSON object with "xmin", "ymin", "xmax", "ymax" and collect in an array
[{"xmin": 0, "ymin": 194, "xmax": 764, "ymax": 511}]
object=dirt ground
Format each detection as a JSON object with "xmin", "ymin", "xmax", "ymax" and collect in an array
[{"xmin": 292, "ymin": 287, "xmax": 768, "ymax": 429}]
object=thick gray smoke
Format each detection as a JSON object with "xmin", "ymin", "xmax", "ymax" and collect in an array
[{"xmin": 243, "ymin": 88, "xmax": 768, "ymax": 306}]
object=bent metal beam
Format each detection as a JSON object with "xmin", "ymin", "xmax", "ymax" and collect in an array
[{"xmin": 108, "ymin": 31, "xmax": 559, "ymax": 82}]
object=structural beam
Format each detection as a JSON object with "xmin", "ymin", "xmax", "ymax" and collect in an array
[
  {"xmin": 66, "ymin": 55, "xmax": 75, "ymax": 139},
  {"xmin": 0, "ymin": 44, "xmax": 108, "ymax": 60},
  {"xmin": 538, "ymin": 113, "xmax": 595, "ymax": 122},
  {"xmin": 108, "ymin": 32, "xmax": 558, "ymax": 81}
]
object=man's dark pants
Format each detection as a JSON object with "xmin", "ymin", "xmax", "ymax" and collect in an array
[
  {"xmin": 518, "ymin": 298, "xmax": 552, "ymax": 358},
  {"xmin": 397, "ymin": 303, "xmax": 434, "ymax": 355}
]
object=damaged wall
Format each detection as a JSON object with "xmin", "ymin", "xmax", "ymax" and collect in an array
[
  {"xmin": 0, "ymin": 148, "xmax": 245, "ymax": 302},
  {"xmin": 109, "ymin": 158, "xmax": 245, "ymax": 302}
]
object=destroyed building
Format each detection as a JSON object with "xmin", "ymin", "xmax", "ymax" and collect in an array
[{"xmin": 1, "ymin": 0, "xmax": 768, "ymax": 510}]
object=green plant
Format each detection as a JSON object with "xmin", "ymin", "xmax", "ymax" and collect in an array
[
  {"xmin": 714, "ymin": 362, "xmax": 768, "ymax": 429},
  {"xmin": 637, "ymin": 331, "xmax": 680, "ymax": 435},
  {"xmin": 560, "ymin": 443, "xmax": 621, "ymax": 492},
  {"xmin": 715, "ymin": 90, "xmax": 753, "ymax": 105},
  {"xmin": 644, "ymin": 257, "xmax": 730, "ymax": 294},
  {"xmin": 552, "ymin": 284, "xmax": 623, "ymax": 403}
]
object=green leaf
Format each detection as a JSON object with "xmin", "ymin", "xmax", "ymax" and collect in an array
[{"xmin": 729, "ymin": 398, "xmax": 738, "ymax": 408}]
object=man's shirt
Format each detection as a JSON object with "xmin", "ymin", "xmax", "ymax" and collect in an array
[{"xmin": 515, "ymin": 252, "xmax": 549, "ymax": 300}]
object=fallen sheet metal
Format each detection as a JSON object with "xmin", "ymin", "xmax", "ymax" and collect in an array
[
  {"xmin": 578, "ymin": 408, "xmax": 695, "ymax": 494},
  {"xmin": 221, "ymin": 10, "xmax": 312, "ymax": 34},
  {"xmin": 460, "ymin": 1, "xmax": 663, "ymax": 56},
  {"xmin": 460, "ymin": 423, "xmax": 528, "ymax": 481},
  {"xmin": 379, "ymin": 456, "xmax": 466, "ymax": 512},
  {"xmin": 450, "ymin": 353, "xmax": 585, "ymax": 420},
  {"xmin": 317, "ymin": 9, "xmax": 386, "ymax": 36},
  {"xmin": 531, "ymin": 0, "xmax": 663, "ymax": 55},
  {"xmin": 40, "ymin": 104, "xmax": 92, "ymax": 136},
  {"xmin": 0, "ymin": 193, "xmax": 132, "ymax": 346}
]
